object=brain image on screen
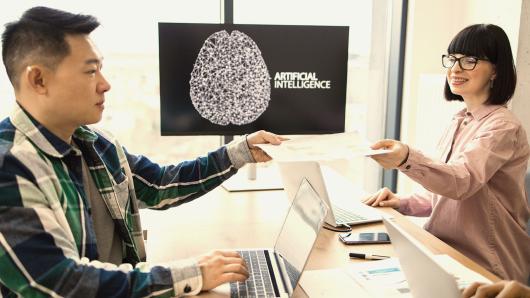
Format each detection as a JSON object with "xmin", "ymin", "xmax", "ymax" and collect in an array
[{"xmin": 189, "ymin": 30, "xmax": 271, "ymax": 126}]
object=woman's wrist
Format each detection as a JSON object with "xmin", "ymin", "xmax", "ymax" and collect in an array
[{"xmin": 397, "ymin": 144, "xmax": 410, "ymax": 167}]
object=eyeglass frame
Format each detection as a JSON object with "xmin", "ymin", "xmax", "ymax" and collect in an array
[{"xmin": 441, "ymin": 54, "xmax": 489, "ymax": 71}]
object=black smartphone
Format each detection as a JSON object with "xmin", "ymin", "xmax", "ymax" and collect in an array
[{"xmin": 338, "ymin": 232, "xmax": 391, "ymax": 245}]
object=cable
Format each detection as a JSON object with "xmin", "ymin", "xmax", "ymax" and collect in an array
[{"xmin": 323, "ymin": 222, "xmax": 352, "ymax": 232}]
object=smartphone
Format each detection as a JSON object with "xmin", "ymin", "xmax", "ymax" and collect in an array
[{"xmin": 338, "ymin": 232, "xmax": 391, "ymax": 245}]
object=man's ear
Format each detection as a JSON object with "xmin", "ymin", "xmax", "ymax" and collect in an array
[{"xmin": 24, "ymin": 65, "xmax": 49, "ymax": 95}]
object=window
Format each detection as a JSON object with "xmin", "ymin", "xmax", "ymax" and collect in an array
[
  {"xmin": 1, "ymin": 1, "xmax": 396, "ymax": 192},
  {"xmin": 234, "ymin": 0, "xmax": 393, "ymax": 192}
]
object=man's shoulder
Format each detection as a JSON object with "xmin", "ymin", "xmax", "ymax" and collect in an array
[
  {"xmin": 85, "ymin": 125, "xmax": 120, "ymax": 147},
  {"xmin": 0, "ymin": 117, "xmax": 18, "ymax": 167},
  {"xmin": 0, "ymin": 117, "xmax": 40, "ymax": 184}
]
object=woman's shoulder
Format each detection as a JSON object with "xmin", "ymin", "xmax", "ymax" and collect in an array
[{"xmin": 484, "ymin": 105, "xmax": 523, "ymax": 127}]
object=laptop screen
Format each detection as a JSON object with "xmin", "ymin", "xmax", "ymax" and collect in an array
[{"xmin": 273, "ymin": 178, "xmax": 328, "ymax": 291}]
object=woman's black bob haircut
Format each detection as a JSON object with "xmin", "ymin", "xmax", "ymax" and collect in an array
[{"xmin": 444, "ymin": 24, "xmax": 516, "ymax": 105}]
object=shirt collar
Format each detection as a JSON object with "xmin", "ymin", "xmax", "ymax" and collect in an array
[
  {"xmin": 467, "ymin": 104, "xmax": 504, "ymax": 121},
  {"xmin": 9, "ymin": 104, "xmax": 98, "ymax": 158},
  {"xmin": 455, "ymin": 104, "xmax": 504, "ymax": 121}
]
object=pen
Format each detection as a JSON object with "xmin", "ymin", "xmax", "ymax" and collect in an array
[{"xmin": 349, "ymin": 252, "xmax": 390, "ymax": 260}]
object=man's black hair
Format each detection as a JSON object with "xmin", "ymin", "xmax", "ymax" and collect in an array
[{"xmin": 1, "ymin": 6, "xmax": 100, "ymax": 89}]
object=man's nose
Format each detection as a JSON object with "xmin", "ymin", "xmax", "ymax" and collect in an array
[{"xmin": 98, "ymin": 74, "xmax": 111, "ymax": 93}]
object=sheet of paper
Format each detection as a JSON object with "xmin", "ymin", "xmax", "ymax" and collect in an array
[
  {"xmin": 255, "ymin": 132, "xmax": 390, "ymax": 162},
  {"xmin": 300, "ymin": 258, "xmax": 410, "ymax": 298},
  {"xmin": 301, "ymin": 255, "xmax": 492, "ymax": 298},
  {"xmin": 344, "ymin": 258, "xmax": 412, "ymax": 297},
  {"xmin": 299, "ymin": 268, "xmax": 372, "ymax": 298}
]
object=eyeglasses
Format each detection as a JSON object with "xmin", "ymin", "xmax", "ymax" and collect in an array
[{"xmin": 441, "ymin": 54, "xmax": 488, "ymax": 70}]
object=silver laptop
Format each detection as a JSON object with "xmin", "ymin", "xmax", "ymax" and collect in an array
[
  {"xmin": 228, "ymin": 178, "xmax": 328, "ymax": 297},
  {"xmin": 383, "ymin": 217, "xmax": 482, "ymax": 298},
  {"xmin": 278, "ymin": 161, "xmax": 381, "ymax": 227}
]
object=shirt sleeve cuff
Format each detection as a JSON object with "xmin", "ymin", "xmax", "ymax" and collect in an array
[
  {"xmin": 226, "ymin": 135, "xmax": 255, "ymax": 169},
  {"xmin": 167, "ymin": 258, "xmax": 203, "ymax": 296},
  {"xmin": 397, "ymin": 148, "xmax": 421, "ymax": 172},
  {"xmin": 398, "ymin": 199, "xmax": 411, "ymax": 214}
]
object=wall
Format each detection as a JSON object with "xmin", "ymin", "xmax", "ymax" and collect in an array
[
  {"xmin": 512, "ymin": 0, "xmax": 530, "ymax": 168},
  {"xmin": 398, "ymin": 0, "xmax": 523, "ymax": 194}
]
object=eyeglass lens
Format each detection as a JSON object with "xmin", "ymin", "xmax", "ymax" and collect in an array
[{"xmin": 443, "ymin": 55, "xmax": 478, "ymax": 70}]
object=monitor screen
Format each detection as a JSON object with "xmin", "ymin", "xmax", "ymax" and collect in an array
[{"xmin": 158, "ymin": 23, "xmax": 348, "ymax": 135}]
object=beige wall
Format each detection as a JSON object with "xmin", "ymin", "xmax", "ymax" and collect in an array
[
  {"xmin": 512, "ymin": 0, "xmax": 530, "ymax": 168},
  {"xmin": 398, "ymin": 0, "xmax": 523, "ymax": 194}
]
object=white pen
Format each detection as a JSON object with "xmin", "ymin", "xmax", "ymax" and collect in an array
[{"xmin": 349, "ymin": 252, "xmax": 390, "ymax": 260}]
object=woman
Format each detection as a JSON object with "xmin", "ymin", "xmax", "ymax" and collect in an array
[{"xmin": 363, "ymin": 24, "xmax": 530, "ymax": 282}]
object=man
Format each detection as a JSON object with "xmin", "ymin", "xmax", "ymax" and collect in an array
[{"xmin": 0, "ymin": 6, "xmax": 284, "ymax": 297}]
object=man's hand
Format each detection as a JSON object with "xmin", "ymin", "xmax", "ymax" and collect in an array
[
  {"xmin": 370, "ymin": 139, "xmax": 409, "ymax": 169},
  {"xmin": 246, "ymin": 130, "xmax": 288, "ymax": 162},
  {"xmin": 198, "ymin": 250, "xmax": 249, "ymax": 291}
]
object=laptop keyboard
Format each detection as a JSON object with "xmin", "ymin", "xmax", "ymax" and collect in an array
[
  {"xmin": 333, "ymin": 204, "xmax": 367, "ymax": 224},
  {"xmin": 230, "ymin": 250, "xmax": 276, "ymax": 298}
]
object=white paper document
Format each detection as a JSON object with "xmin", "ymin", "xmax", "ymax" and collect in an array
[
  {"xmin": 345, "ymin": 257, "xmax": 412, "ymax": 297},
  {"xmin": 255, "ymin": 132, "xmax": 390, "ymax": 162},
  {"xmin": 299, "ymin": 258, "xmax": 410, "ymax": 298},
  {"xmin": 300, "ymin": 255, "xmax": 492, "ymax": 298}
]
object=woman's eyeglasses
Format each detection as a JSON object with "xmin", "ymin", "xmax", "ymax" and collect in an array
[{"xmin": 442, "ymin": 54, "xmax": 488, "ymax": 70}]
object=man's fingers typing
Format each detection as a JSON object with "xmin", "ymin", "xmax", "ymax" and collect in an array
[{"xmin": 223, "ymin": 263, "xmax": 249, "ymax": 277}]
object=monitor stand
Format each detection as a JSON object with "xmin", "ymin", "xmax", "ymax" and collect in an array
[
  {"xmin": 222, "ymin": 163, "xmax": 284, "ymax": 192},
  {"xmin": 221, "ymin": 136, "xmax": 283, "ymax": 192}
]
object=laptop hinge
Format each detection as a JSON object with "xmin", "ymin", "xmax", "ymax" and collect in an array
[
  {"xmin": 264, "ymin": 250, "xmax": 282, "ymax": 297},
  {"xmin": 272, "ymin": 251, "xmax": 294, "ymax": 296}
]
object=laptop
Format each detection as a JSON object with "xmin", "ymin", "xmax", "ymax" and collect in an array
[
  {"xmin": 278, "ymin": 161, "xmax": 381, "ymax": 227},
  {"xmin": 383, "ymin": 217, "xmax": 490, "ymax": 298},
  {"xmin": 226, "ymin": 178, "xmax": 328, "ymax": 297}
]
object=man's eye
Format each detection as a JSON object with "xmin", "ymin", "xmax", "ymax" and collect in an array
[
  {"xmin": 464, "ymin": 58, "xmax": 477, "ymax": 64},
  {"xmin": 86, "ymin": 69, "xmax": 97, "ymax": 74}
]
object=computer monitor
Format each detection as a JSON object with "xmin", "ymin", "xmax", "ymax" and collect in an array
[{"xmin": 158, "ymin": 23, "xmax": 348, "ymax": 136}]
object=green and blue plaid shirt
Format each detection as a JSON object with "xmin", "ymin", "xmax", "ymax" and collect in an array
[{"xmin": 0, "ymin": 105, "xmax": 253, "ymax": 297}]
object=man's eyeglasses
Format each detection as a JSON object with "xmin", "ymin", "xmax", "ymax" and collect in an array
[{"xmin": 442, "ymin": 54, "xmax": 488, "ymax": 70}]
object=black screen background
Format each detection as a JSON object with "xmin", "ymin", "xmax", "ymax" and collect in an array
[{"xmin": 159, "ymin": 23, "xmax": 348, "ymax": 135}]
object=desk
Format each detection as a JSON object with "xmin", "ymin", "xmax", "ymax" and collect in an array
[{"xmin": 140, "ymin": 187, "xmax": 499, "ymax": 297}]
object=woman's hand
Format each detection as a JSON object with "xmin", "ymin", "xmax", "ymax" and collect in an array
[
  {"xmin": 370, "ymin": 139, "xmax": 409, "ymax": 169},
  {"xmin": 362, "ymin": 187, "xmax": 400, "ymax": 209}
]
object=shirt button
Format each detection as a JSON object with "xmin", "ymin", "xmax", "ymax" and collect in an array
[
  {"xmin": 184, "ymin": 285, "xmax": 192, "ymax": 293},
  {"xmin": 463, "ymin": 121, "xmax": 468, "ymax": 125},
  {"xmin": 466, "ymin": 112, "xmax": 471, "ymax": 116},
  {"xmin": 405, "ymin": 165, "xmax": 411, "ymax": 170}
]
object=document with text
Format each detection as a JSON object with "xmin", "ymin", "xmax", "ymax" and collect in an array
[{"xmin": 256, "ymin": 132, "xmax": 390, "ymax": 162}]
